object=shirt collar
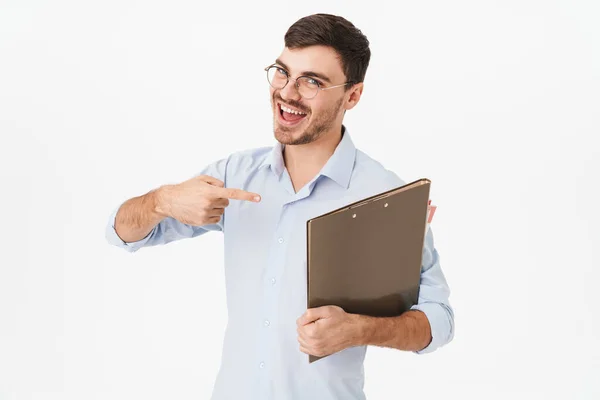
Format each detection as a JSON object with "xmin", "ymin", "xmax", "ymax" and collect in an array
[{"xmin": 259, "ymin": 125, "xmax": 356, "ymax": 189}]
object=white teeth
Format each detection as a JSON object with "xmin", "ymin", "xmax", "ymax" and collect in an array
[{"xmin": 280, "ymin": 104, "xmax": 306, "ymax": 115}]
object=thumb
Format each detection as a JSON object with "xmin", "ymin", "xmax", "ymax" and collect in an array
[
  {"xmin": 297, "ymin": 307, "xmax": 328, "ymax": 326},
  {"xmin": 197, "ymin": 175, "xmax": 224, "ymax": 187}
]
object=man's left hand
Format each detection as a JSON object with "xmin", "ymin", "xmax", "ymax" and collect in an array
[{"xmin": 296, "ymin": 305, "xmax": 362, "ymax": 357}]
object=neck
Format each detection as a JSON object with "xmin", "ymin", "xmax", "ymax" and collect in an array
[{"xmin": 283, "ymin": 125, "xmax": 343, "ymax": 177}]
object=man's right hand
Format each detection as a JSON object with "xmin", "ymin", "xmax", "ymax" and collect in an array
[{"xmin": 155, "ymin": 175, "xmax": 261, "ymax": 226}]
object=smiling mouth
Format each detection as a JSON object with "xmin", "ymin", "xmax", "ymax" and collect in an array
[{"xmin": 277, "ymin": 102, "xmax": 308, "ymax": 126}]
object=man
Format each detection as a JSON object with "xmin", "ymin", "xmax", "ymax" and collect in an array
[{"xmin": 106, "ymin": 13, "xmax": 454, "ymax": 400}]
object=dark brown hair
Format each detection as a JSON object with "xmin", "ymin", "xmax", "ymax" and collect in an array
[{"xmin": 284, "ymin": 13, "xmax": 371, "ymax": 89}]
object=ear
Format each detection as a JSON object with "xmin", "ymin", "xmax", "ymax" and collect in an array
[{"xmin": 345, "ymin": 82, "xmax": 364, "ymax": 111}]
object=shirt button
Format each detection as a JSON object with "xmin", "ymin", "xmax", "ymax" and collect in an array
[
  {"xmin": 271, "ymin": 277, "xmax": 276, "ymax": 285},
  {"xmin": 278, "ymin": 237, "xmax": 284, "ymax": 244},
  {"xmin": 264, "ymin": 319, "xmax": 270, "ymax": 326},
  {"xmin": 259, "ymin": 362, "xmax": 265, "ymax": 369}
]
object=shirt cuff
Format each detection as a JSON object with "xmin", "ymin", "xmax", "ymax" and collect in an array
[
  {"xmin": 410, "ymin": 301, "xmax": 454, "ymax": 354},
  {"xmin": 105, "ymin": 206, "xmax": 156, "ymax": 253}
]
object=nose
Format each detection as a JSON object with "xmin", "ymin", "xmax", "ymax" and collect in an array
[{"xmin": 279, "ymin": 79, "xmax": 302, "ymax": 102}]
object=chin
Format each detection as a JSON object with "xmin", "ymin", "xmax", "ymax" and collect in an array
[{"xmin": 273, "ymin": 125, "xmax": 297, "ymax": 145}]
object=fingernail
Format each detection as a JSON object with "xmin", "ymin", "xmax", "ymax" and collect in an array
[{"xmin": 254, "ymin": 196, "xmax": 261, "ymax": 202}]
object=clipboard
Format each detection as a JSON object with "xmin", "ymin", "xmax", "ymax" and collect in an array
[{"xmin": 306, "ymin": 178, "xmax": 431, "ymax": 363}]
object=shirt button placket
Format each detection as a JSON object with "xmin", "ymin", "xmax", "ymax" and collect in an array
[{"xmin": 258, "ymin": 206, "xmax": 288, "ymax": 395}]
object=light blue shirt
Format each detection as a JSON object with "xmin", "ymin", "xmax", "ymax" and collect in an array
[{"xmin": 105, "ymin": 126, "xmax": 454, "ymax": 400}]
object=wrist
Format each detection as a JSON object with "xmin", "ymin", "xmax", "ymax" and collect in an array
[
  {"xmin": 350, "ymin": 313, "xmax": 401, "ymax": 348},
  {"xmin": 151, "ymin": 185, "xmax": 171, "ymax": 218},
  {"xmin": 350, "ymin": 313, "xmax": 372, "ymax": 347}
]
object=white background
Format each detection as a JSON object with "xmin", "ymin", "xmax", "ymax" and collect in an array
[{"xmin": 1, "ymin": 1, "xmax": 598, "ymax": 399}]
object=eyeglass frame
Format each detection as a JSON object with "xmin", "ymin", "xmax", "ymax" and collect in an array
[{"xmin": 264, "ymin": 63, "xmax": 356, "ymax": 99}]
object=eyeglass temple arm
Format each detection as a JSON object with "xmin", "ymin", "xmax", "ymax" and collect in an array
[{"xmin": 320, "ymin": 82, "xmax": 356, "ymax": 91}]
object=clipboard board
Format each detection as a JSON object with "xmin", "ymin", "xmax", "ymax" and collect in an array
[{"xmin": 306, "ymin": 178, "xmax": 431, "ymax": 363}]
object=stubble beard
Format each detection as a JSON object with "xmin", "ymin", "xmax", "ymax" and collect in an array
[{"xmin": 273, "ymin": 95, "xmax": 344, "ymax": 146}]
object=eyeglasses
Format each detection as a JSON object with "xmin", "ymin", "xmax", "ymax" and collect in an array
[{"xmin": 264, "ymin": 64, "xmax": 354, "ymax": 99}]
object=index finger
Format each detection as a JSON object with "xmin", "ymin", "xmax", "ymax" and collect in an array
[{"xmin": 214, "ymin": 186, "xmax": 261, "ymax": 202}]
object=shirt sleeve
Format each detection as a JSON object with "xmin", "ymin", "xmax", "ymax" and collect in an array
[
  {"xmin": 105, "ymin": 156, "xmax": 229, "ymax": 253},
  {"xmin": 409, "ymin": 226, "xmax": 455, "ymax": 354}
]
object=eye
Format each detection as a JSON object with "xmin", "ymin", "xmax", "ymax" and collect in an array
[
  {"xmin": 306, "ymin": 78, "xmax": 320, "ymax": 87},
  {"xmin": 276, "ymin": 67, "xmax": 288, "ymax": 76}
]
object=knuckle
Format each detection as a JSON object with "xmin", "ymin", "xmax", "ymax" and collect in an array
[
  {"xmin": 198, "ymin": 209, "xmax": 209, "ymax": 218},
  {"xmin": 228, "ymin": 189, "xmax": 240, "ymax": 199},
  {"xmin": 199, "ymin": 198, "xmax": 212, "ymax": 208}
]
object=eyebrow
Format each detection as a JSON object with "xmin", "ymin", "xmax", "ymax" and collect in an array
[{"xmin": 274, "ymin": 58, "xmax": 332, "ymax": 84}]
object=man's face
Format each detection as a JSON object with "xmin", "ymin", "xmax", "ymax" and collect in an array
[{"xmin": 269, "ymin": 45, "xmax": 349, "ymax": 146}]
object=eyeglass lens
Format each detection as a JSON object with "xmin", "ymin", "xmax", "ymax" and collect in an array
[{"xmin": 266, "ymin": 66, "xmax": 320, "ymax": 99}]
